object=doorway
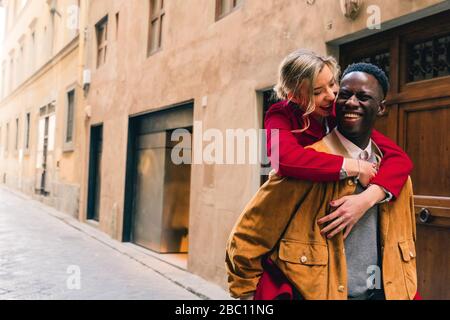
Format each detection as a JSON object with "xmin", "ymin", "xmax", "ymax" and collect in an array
[
  {"xmin": 87, "ymin": 124, "xmax": 103, "ymax": 221},
  {"xmin": 35, "ymin": 103, "xmax": 55, "ymax": 196},
  {"xmin": 123, "ymin": 103, "xmax": 193, "ymax": 256}
]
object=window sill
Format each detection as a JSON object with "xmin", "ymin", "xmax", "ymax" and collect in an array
[
  {"xmin": 63, "ymin": 142, "xmax": 75, "ymax": 153},
  {"xmin": 147, "ymin": 47, "xmax": 163, "ymax": 58},
  {"xmin": 86, "ymin": 219, "xmax": 100, "ymax": 227}
]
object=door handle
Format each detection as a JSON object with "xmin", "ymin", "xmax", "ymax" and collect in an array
[{"xmin": 418, "ymin": 208, "xmax": 432, "ymax": 224}]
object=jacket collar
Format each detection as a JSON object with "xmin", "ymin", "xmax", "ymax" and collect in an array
[{"xmin": 322, "ymin": 129, "xmax": 383, "ymax": 164}]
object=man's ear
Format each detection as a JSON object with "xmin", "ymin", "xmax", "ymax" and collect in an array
[{"xmin": 378, "ymin": 100, "xmax": 387, "ymax": 116}]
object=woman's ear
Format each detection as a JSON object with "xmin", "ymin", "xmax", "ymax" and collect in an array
[{"xmin": 378, "ymin": 100, "xmax": 387, "ymax": 116}]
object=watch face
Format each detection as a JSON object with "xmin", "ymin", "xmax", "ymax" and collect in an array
[{"xmin": 340, "ymin": 168, "xmax": 348, "ymax": 179}]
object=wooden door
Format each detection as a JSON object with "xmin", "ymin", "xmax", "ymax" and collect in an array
[{"xmin": 340, "ymin": 10, "xmax": 450, "ymax": 299}]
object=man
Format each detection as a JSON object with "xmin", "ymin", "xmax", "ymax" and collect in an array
[{"xmin": 226, "ymin": 63, "xmax": 418, "ymax": 300}]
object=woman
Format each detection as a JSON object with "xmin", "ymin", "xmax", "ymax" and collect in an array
[{"xmin": 255, "ymin": 49, "xmax": 414, "ymax": 300}]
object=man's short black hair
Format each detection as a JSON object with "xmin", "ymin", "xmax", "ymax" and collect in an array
[{"xmin": 342, "ymin": 62, "xmax": 389, "ymax": 98}]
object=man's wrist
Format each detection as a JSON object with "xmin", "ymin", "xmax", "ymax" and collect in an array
[
  {"xmin": 342, "ymin": 158, "xmax": 359, "ymax": 177},
  {"xmin": 368, "ymin": 184, "xmax": 393, "ymax": 203},
  {"xmin": 340, "ymin": 167, "xmax": 349, "ymax": 180},
  {"xmin": 365, "ymin": 184, "xmax": 387, "ymax": 206}
]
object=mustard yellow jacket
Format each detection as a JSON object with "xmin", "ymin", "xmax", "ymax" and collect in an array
[{"xmin": 226, "ymin": 132, "xmax": 417, "ymax": 300}]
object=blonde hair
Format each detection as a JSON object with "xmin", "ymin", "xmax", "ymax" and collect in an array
[{"xmin": 274, "ymin": 49, "xmax": 340, "ymax": 132}]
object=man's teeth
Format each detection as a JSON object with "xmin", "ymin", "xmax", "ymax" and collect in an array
[{"xmin": 344, "ymin": 113, "xmax": 361, "ymax": 118}]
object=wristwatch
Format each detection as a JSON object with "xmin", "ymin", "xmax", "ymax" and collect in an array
[{"xmin": 339, "ymin": 167, "xmax": 349, "ymax": 180}]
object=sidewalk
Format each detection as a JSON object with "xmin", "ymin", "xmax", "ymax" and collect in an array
[{"xmin": 0, "ymin": 185, "xmax": 230, "ymax": 300}]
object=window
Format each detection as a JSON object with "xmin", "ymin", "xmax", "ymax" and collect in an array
[
  {"xmin": 354, "ymin": 51, "xmax": 391, "ymax": 80},
  {"xmin": 1, "ymin": 62, "xmax": 6, "ymax": 98},
  {"xmin": 407, "ymin": 34, "xmax": 450, "ymax": 83},
  {"xmin": 20, "ymin": 0, "xmax": 28, "ymax": 11},
  {"xmin": 19, "ymin": 43, "xmax": 24, "ymax": 84},
  {"xmin": 25, "ymin": 112, "xmax": 30, "ymax": 150},
  {"xmin": 30, "ymin": 30, "xmax": 36, "ymax": 71},
  {"xmin": 96, "ymin": 16, "xmax": 108, "ymax": 68},
  {"xmin": 115, "ymin": 12, "xmax": 120, "ymax": 40},
  {"xmin": 13, "ymin": 0, "xmax": 18, "ymax": 17},
  {"xmin": 65, "ymin": 89, "xmax": 75, "ymax": 144},
  {"xmin": 43, "ymin": 25, "xmax": 49, "ymax": 60},
  {"xmin": 15, "ymin": 117, "xmax": 19, "ymax": 151},
  {"xmin": 5, "ymin": 122, "xmax": 9, "ymax": 153},
  {"xmin": 216, "ymin": 0, "xmax": 242, "ymax": 20},
  {"xmin": 147, "ymin": 0, "xmax": 165, "ymax": 55},
  {"xmin": 9, "ymin": 54, "xmax": 14, "ymax": 92}
]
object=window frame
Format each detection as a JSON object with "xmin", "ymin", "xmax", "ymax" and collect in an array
[
  {"xmin": 63, "ymin": 86, "xmax": 76, "ymax": 152},
  {"xmin": 15, "ymin": 117, "xmax": 20, "ymax": 153},
  {"xmin": 215, "ymin": 0, "xmax": 242, "ymax": 21},
  {"xmin": 147, "ymin": 0, "xmax": 165, "ymax": 56},
  {"xmin": 1, "ymin": 61, "xmax": 6, "ymax": 99},
  {"xmin": 5, "ymin": 122, "xmax": 9, "ymax": 156},
  {"xmin": 95, "ymin": 15, "xmax": 109, "ymax": 68},
  {"xmin": 24, "ymin": 111, "xmax": 31, "ymax": 155}
]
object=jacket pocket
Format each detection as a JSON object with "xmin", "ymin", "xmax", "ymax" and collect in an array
[
  {"xmin": 398, "ymin": 240, "xmax": 418, "ymax": 299},
  {"xmin": 277, "ymin": 239, "xmax": 329, "ymax": 299},
  {"xmin": 279, "ymin": 239, "xmax": 328, "ymax": 265}
]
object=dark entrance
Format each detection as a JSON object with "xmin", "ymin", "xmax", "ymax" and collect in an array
[
  {"xmin": 123, "ymin": 103, "xmax": 193, "ymax": 254},
  {"xmin": 87, "ymin": 124, "xmax": 103, "ymax": 221},
  {"xmin": 260, "ymin": 89, "xmax": 280, "ymax": 185},
  {"xmin": 340, "ymin": 10, "xmax": 450, "ymax": 299}
]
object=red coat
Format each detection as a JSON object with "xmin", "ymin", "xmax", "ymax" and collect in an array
[
  {"xmin": 264, "ymin": 100, "xmax": 413, "ymax": 198},
  {"xmin": 257, "ymin": 100, "xmax": 418, "ymax": 300}
]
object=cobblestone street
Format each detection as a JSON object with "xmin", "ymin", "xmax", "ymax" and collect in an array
[{"xmin": 0, "ymin": 187, "xmax": 225, "ymax": 300}]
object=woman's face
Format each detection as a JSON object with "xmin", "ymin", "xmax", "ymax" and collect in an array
[{"xmin": 296, "ymin": 64, "xmax": 339, "ymax": 118}]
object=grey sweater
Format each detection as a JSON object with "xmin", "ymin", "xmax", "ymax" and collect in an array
[{"xmin": 345, "ymin": 182, "xmax": 381, "ymax": 299}]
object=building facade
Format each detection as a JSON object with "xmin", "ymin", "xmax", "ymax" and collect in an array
[
  {"xmin": 0, "ymin": 0, "xmax": 84, "ymax": 217},
  {"xmin": 1, "ymin": 0, "xmax": 449, "ymax": 299}
]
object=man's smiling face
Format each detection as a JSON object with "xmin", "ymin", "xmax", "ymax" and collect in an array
[{"xmin": 335, "ymin": 71, "xmax": 386, "ymax": 141}]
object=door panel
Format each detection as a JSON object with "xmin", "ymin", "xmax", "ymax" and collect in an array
[
  {"xmin": 162, "ymin": 130, "xmax": 191, "ymax": 253},
  {"xmin": 399, "ymin": 98, "xmax": 450, "ymax": 300},
  {"xmin": 374, "ymin": 104, "xmax": 398, "ymax": 142},
  {"xmin": 132, "ymin": 132, "xmax": 166, "ymax": 251},
  {"xmin": 399, "ymin": 99, "xmax": 450, "ymax": 197}
]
